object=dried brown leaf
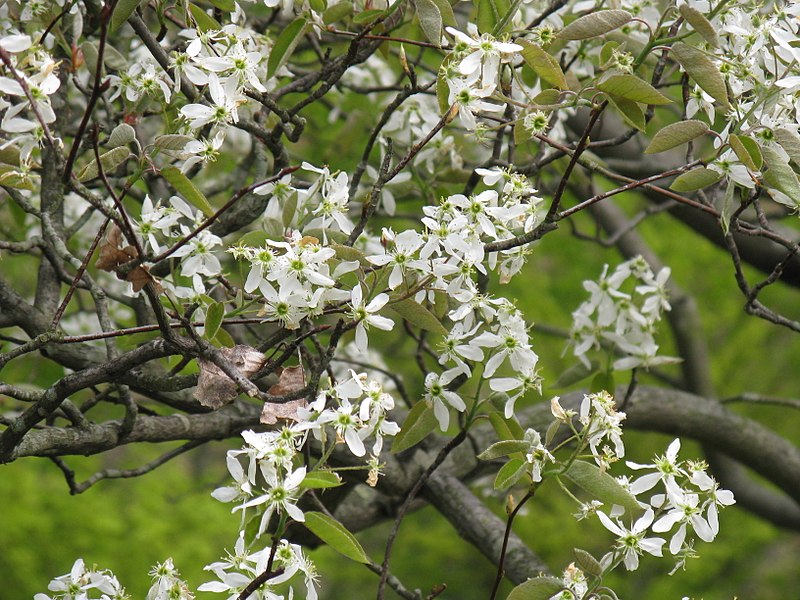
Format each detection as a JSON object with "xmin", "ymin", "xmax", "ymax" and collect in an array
[
  {"xmin": 260, "ymin": 398, "xmax": 307, "ymax": 424},
  {"xmin": 95, "ymin": 225, "xmax": 163, "ymax": 293},
  {"xmin": 195, "ymin": 345, "xmax": 267, "ymax": 409},
  {"xmin": 260, "ymin": 365, "xmax": 307, "ymax": 423},
  {"xmin": 267, "ymin": 365, "xmax": 306, "ymax": 396}
]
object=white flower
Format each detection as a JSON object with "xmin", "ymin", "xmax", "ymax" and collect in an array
[
  {"xmin": 180, "ymin": 73, "xmax": 245, "ymax": 129},
  {"xmin": 424, "ymin": 369, "xmax": 466, "ymax": 431},
  {"xmin": 236, "ymin": 465, "xmax": 307, "ymax": 537},
  {"xmin": 597, "ymin": 508, "xmax": 666, "ymax": 571},
  {"xmin": 348, "ymin": 285, "xmax": 394, "ymax": 353}
]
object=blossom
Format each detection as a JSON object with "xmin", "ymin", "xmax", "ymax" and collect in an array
[
  {"xmin": 424, "ymin": 369, "xmax": 467, "ymax": 431},
  {"xmin": 597, "ymin": 508, "xmax": 666, "ymax": 570},
  {"xmin": 348, "ymin": 285, "xmax": 394, "ymax": 353},
  {"xmin": 236, "ymin": 465, "xmax": 307, "ymax": 537},
  {"xmin": 180, "ymin": 73, "xmax": 245, "ymax": 129}
]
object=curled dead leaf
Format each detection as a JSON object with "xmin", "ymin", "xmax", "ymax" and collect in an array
[
  {"xmin": 95, "ymin": 225, "xmax": 163, "ymax": 293},
  {"xmin": 195, "ymin": 345, "xmax": 267, "ymax": 409},
  {"xmin": 261, "ymin": 364, "xmax": 307, "ymax": 424}
]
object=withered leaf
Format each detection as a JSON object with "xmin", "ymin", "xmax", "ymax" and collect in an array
[
  {"xmin": 260, "ymin": 365, "xmax": 307, "ymax": 424},
  {"xmin": 95, "ymin": 225, "xmax": 163, "ymax": 293},
  {"xmin": 195, "ymin": 345, "xmax": 267, "ymax": 409}
]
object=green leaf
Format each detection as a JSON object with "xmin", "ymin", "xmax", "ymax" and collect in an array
[
  {"xmin": 386, "ymin": 298, "xmax": 448, "ymax": 335},
  {"xmin": 489, "ymin": 410, "xmax": 525, "ymax": 442},
  {"xmin": 558, "ymin": 10, "xmax": 632, "ymax": 40},
  {"xmin": 0, "ymin": 165, "xmax": 35, "ymax": 191},
  {"xmin": 308, "ymin": 0, "xmax": 326, "ymax": 13},
  {"xmin": 160, "ymin": 166, "xmax": 214, "ymax": 217},
  {"xmin": 669, "ymin": 167, "xmax": 722, "ymax": 192},
  {"xmin": 506, "ymin": 576, "xmax": 564, "ymax": 600},
  {"xmin": 154, "ymin": 134, "xmax": 194, "ymax": 151},
  {"xmin": 517, "ymin": 40, "xmax": 567, "ymax": 90},
  {"xmin": 107, "ymin": 123, "xmax": 136, "ymax": 148},
  {"xmin": 267, "ymin": 17, "xmax": 307, "ymax": 80},
  {"xmin": 391, "ymin": 401, "xmax": 438, "ymax": 453},
  {"xmin": 110, "ymin": 0, "xmax": 143, "ymax": 32},
  {"xmin": 214, "ymin": 327, "xmax": 235, "ymax": 348},
  {"xmin": 479, "ymin": 440, "xmax": 530, "ymax": 460},
  {"xmin": 598, "ymin": 73, "xmax": 672, "ymax": 105},
  {"xmin": 606, "ymin": 95, "xmax": 645, "ymax": 131},
  {"xmin": 77, "ymin": 147, "xmax": 131, "ymax": 182},
  {"xmin": 415, "ymin": 0, "xmax": 443, "ymax": 44},
  {"xmin": 671, "ymin": 42, "xmax": 729, "ymax": 108},
  {"xmin": 728, "ymin": 134, "xmax": 762, "ymax": 171},
  {"xmin": 533, "ymin": 89, "xmax": 562, "ymax": 106},
  {"xmin": 208, "ymin": 0, "xmax": 236, "ymax": 10},
  {"xmin": 564, "ymin": 460, "xmax": 642, "ymax": 517},
  {"xmin": 775, "ymin": 128, "xmax": 800, "ymax": 167},
  {"xmin": 494, "ymin": 458, "xmax": 527, "ymax": 490},
  {"xmin": 679, "ymin": 4, "xmax": 719, "ymax": 48},
  {"xmin": 644, "ymin": 120, "xmax": 708, "ymax": 154},
  {"xmin": 428, "ymin": 0, "xmax": 456, "ymax": 27},
  {"xmin": 352, "ymin": 8, "xmax": 385, "ymax": 24},
  {"xmin": 323, "ymin": 2, "xmax": 353, "ymax": 24},
  {"xmin": 300, "ymin": 471, "xmax": 344, "ymax": 489},
  {"xmin": 762, "ymin": 146, "xmax": 800, "ymax": 205},
  {"xmin": 590, "ymin": 371, "xmax": 614, "ymax": 394},
  {"xmin": 573, "ymin": 548, "xmax": 603, "ymax": 577},
  {"xmin": 303, "ymin": 512, "xmax": 369, "ymax": 563},
  {"xmin": 204, "ymin": 301, "xmax": 224, "ymax": 341},
  {"xmin": 330, "ymin": 243, "xmax": 367, "ymax": 264},
  {"xmin": 476, "ymin": 0, "xmax": 510, "ymax": 34},
  {"xmin": 189, "ymin": 4, "xmax": 222, "ymax": 32}
]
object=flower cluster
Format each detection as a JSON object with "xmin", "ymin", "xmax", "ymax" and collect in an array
[
  {"xmin": 569, "ymin": 256, "xmax": 675, "ymax": 371},
  {"xmin": 597, "ymin": 438, "xmax": 735, "ymax": 572}
]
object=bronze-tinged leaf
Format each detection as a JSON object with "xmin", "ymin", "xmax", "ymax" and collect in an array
[
  {"xmin": 95, "ymin": 225, "xmax": 163, "ymax": 293},
  {"xmin": 194, "ymin": 345, "xmax": 267, "ymax": 409}
]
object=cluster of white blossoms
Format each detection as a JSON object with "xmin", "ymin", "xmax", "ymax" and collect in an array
[
  {"xmin": 569, "ymin": 256, "xmax": 676, "ymax": 372},
  {"xmin": 598, "ymin": 437, "xmax": 736, "ymax": 573},
  {"xmin": 0, "ymin": 33, "xmax": 60, "ymax": 165}
]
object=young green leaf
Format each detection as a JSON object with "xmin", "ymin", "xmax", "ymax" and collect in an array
[
  {"xmin": 300, "ymin": 471, "xmax": 344, "ymax": 489},
  {"xmin": 644, "ymin": 120, "xmax": 708, "ymax": 154},
  {"xmin": 775, "ymin": 128, "xmax": 800, "ymax": 167},
  {"xmin": 110, "ymin": 0, "xmax": 143, "ymax": 32},
  {"xmin": 303, "ymin": 512, "xmax": 369, "ymax": 563},
  {"xmin": 428, "ymin": 0, "xmax": 456, "ymax": 28},
  {"xmin": 558, "ymin": 10, "xmax": 632, "ymax": 40},
  {"xmin": 679, "ymin": 4, "xmax": 719, "ymax": 48},
  {"xmin": 598, "ymin": 73, "xmax": 672, "ymax": 105},
  {"xmin": 204, "ymin": 301, "xmax": 225, "ymax": 341},
  {"xmin": 323, "ymin": 1, "xmax": 353, "ymax": 24},
  {"xmin": 671, "ymin": 42, "xmax": 729, "ymax": 108},
  {"xmin": 476, "ymin": 0, "xmax": 510, "ymax": 34},
  {"xmin": 77, "ymin": 147, "xmax": 131, "ymax": 182},
  {"xmin": 415, "ymin": 0, "xmax": 443, "ymax": 44},
  {"xmin": 391, "ymin": 401, "xmax": 438, "ymax": 453},
  {"xmin": 506, "ymin": 576, "xmax": 565, "ymax": 600},
  {"xmin": 669, "ymin": 167, "xmax": 722, "ymax": 192},
  {"xmin": 386, "ymin": 298, "xmax": 448, "ymax": 335},
  {"xmin": 189, "ymin": 4, "xmax": 222, "ymax": 32},
  {"xmin": 478, "ymin": 439, "xmax": 530, "ymax": 460},
  {"xmin": 107, "ymin": 123, "xmax": 137, "ymax": 148},
  {"xmin": 517, "ymin": 40, "xmax": 568, "ymax": 90},
  {"xmin": 154, "ymin": 134, "xmax": 195, "ymax": 151},
  {"xmin": 267, "ymin": 17, "xmax": 308, "ymax": 80},
  {"xmin": 762, "ymin": 146, "xmax": 800, "ymax": 204},
  {"xmin": 494, "ymin": 457, "xmax": 527, "ymax": 490},
  {"xmin": 573, "ymin": 548, "xmax": 603, "ymax": 577},
  {"xmin": 728, "ymin": 134, "xmax": 762, "ymax": 171},
  {"xmin": 489, "ymin": 410, "xmax": 525, "ymax": 441},
  {"xmin": 160, "ymin": 166, "xmax": 215, "ymax": 217},
  {"xmin": 563, "ymin": 460, "xmax": 642, "ymax": 517},
  {"xmin": 606, "ymin": 95, "xmax": 645, "ymax": 131}
]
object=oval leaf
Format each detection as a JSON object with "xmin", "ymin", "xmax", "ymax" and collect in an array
[
  {"xmin": 670, "ymin": 167, "xmax": 722, "ymax": 192},
  {"xmin": 189, "ymin": 4, "xmax": 222, "ymax": 32},
  {"xmin": 161, "ymin": 165, "xmax": 214, "ymax": 217},
  {"xmin": 671, "ymin": 42, "xmax": 729, "ymax": 108},
  {"xmin": 77, "ymin": 147, "xmax": 131, "ymax": 182},
  {"xmin": 110, "ymin": 0, "xmax": 142, "ymax": 32},
  {"xmin": 204, "ymin": 301, "xmax": 224, "ymax": 341},
  {"xmin": 415, "ymin": 0, "xmax": 443, "ymax": 44},
  {"xmin": 267, "ymin": 17, "xmax": 307, "ymax": 80},
  {"xmin": 573, "ymin": 548, "xmax": 603, "ymax": 577},
  {"xmin": 558, "ymin": 10, "xmax": 632, "ymax": 40},
  {"xmin": 518, "ymin": 40, "xmax": 567, "ymax": 90},
  {"xmin": 300, "ymin": 471, "xmax": 344, "ymax": 489},
  {"xmin": 494, "ymin": 457, "xmax": 527, "ymax": 490},
  {"xmin": 563, "ymin": 460, "xmax": 642, "ymax": 517},
  {"xmin": 154, "ymin": 134, "xmax": 195, "ymax": 151},
  {"xmin": 107, "ymin": 123, "xmax": 136, "ymax": 148},
  {"xmin": 479, "ymin": 439, "xmax": 530, "ymax": 461},
  {"xmin": 303, "ymin": 512, "xmax": 369, "ymax": 563},
  {"xmin": 598, "ymin": 73, "xmax": 672, "ymax": 105},
  {"xmin": 762, "ymin": 146, "xmax": 800, "ymax": 205},
  {"xmin": 387, "ymin": 298, "xmax": 448, "ymax": 335},
  {"xmin": 644, "ymin": 120, "xmax": 708, "ymax": 154},
  {"xmin": 775, "ymin": 128, "xmax": 800, "ymax": 167},
  {"xmin": 729, "ymin": 134, "xmax": 762, "ymax": 171},
  {"xmin": 391, "ymin": 400, "xmax": 437, "ymax": 453},
  {"xmin": 679, "ymin": 4, "xmax": 719, "ymax": 48},
  {"xmin": 506, "ymin": 576, "xmax": 564, "ymax": 600},
  {"xmin": 606, "ymin": 95, "xmax": 645, "ymax": 131},
  {"xmin": 489, "ymin": 410, "xmax": 525, "ymax": 442}
]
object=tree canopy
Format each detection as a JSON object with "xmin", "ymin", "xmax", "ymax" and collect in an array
[{"xmin": 2, "ymin": 0, "xmax": 800, "ymax": 598}]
